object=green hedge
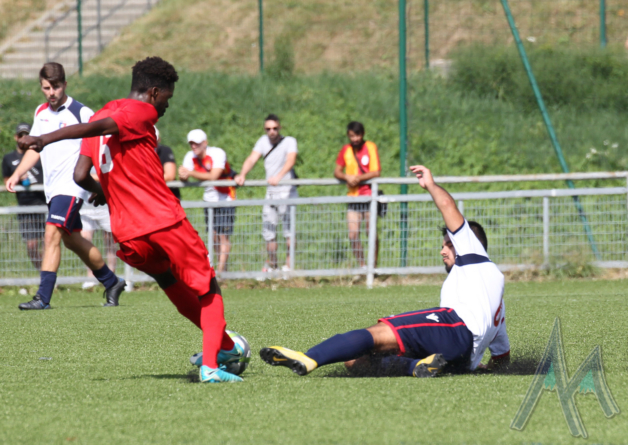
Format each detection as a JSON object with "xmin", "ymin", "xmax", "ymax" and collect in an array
[{"xmin": 449, "ymin": 44, "xmax": 628, "ymax": 112}]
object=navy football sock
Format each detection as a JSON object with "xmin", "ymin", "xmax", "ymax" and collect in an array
[
  {"xmin": 37, "ymin": 271, "xmax": 57, "ymax": 304},
  {"xmin": 305, "ymin": 329, "xmax": 374, "ymax": 366},
  {"xmin": 92, "ymin": 265, "xmax": 118, "ymax": 290}
]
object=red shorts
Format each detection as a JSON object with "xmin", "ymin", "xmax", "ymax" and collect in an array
[{"xmin": 117, "ymin": 218, "xmax": 214, "ymax": 296}]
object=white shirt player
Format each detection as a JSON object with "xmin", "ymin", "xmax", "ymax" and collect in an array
[
  {"xmin": 30, "ymin": 96, "xmax": 94, "ymax": 203},
  {"xmin": 182, "ymin": 147, "xmax": 232, "ymax": 202},
  {"xmin": 440, "ymin": 219, "xmax": 510, "ymax": 370}
]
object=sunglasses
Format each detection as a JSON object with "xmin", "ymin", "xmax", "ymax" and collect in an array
[{"xmin": 264, "ymin": 127, "xmax": 279, "ymax": 132}]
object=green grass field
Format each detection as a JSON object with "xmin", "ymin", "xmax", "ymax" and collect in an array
[{"xmin": 0, "ymin": 280, "xmax": 626, "ymax": 444}]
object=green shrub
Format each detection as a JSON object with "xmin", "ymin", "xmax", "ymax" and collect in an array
[
  {"xmin": 449, "ymin": 44, "xmax": 628, "ymax": 112},
  {"xmin": 266, "ymin": 34, "xmax": 295, "ymax": 80}
]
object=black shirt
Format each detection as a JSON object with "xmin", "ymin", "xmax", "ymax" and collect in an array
[
  {"xmin": 155, "ymin": 144, "xmax": 181, "ymax": 200},
  {"xmin": 2, "ymin": 150, "xmax": 47, "ymax": 206}
]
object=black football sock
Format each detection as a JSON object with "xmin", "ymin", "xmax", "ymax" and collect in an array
[
  {"xmin": 92, "ymin": 265, "xmax": 118, "ymax": 290},
  {"xmin": 305, "ymin": 329, "xmax": 374, "ymax": 366}
]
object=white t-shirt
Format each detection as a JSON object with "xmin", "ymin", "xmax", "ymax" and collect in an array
[
  {"xmin": 30, "ymin": 96, "xmax": 93, "ymax": 203},
  {"xmin": 252, "ymin": 135, "xmax": 298, "ymax": 194},
  {"xmin": 439, "ymin": 220, "xmax": 510, "ymax": 370},
  {"xmin": 182, "ymin": 147, "xmax": 233, "ymax": 202}
]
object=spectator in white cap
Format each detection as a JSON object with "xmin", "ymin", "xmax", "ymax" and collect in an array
[{"xmin": 178, "ymin": 129, "xmax": 236, "ymax": 275}]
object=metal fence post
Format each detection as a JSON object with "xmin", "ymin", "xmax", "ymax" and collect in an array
[
  {"xmin": 457, "ymin": 200, "xmax": 464, "ymax": 215},
  {"xmin": 399, "ymin": 0, "xmax": 409, "ymax": 267},
  {"xmin": 543, "ymin": 196, "xmax": 550, "ymax": 267},
  {"xmin": 207, "ymin": 207, "xmax": 214, "ymax": 268},
  {"xmin": 600, "ymin": 0, "xmax": 607, "ymax": 48},
  {"xmin": 500, "ymin": 0, "xmax": 600, "ymax": 260},
  {"xmin": 258, "ymin": 0, "xmax": 264, "ymax": 73},
  {"xmin": 124, "ymin": 263, "xmax": 134, "ymax": 291},
  {"xmin": 97, "ymin": 0, "xmax": 103, "ymax": 53},
  {"xmin": 289, "ymin": 204, "xmax": 296, "ymax": 273},
  {"xmin": 366, "ymin": 183, "xmax": 379, "ymax": 289},
  {"xmin": 424, "ymin": 0, "xmax": 429, "ymax": 69},
  {"xmin": 77, "ymin": 0, "xmax": 83, "ymax": 75}
]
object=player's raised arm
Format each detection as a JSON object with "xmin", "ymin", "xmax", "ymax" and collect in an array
[
  {"xmin": 410, "ymin": 165, "xmax": 464, "ymax": 232},
  {"xmin": 17, "ymin": 117, "xmax": 119, "ymax": 153}
]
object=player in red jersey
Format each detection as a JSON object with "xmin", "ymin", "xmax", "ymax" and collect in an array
[{"xmin": 18, "ymin": 57, "xmax": 243, "ymax": 383}]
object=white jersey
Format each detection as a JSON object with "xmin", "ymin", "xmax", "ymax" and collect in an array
[
  {"xmin": 182, "ymin": 147, "xmax": 233, "ymax": 202},
  {"xmin": 440, "ymin": 220, "xmax": 510, "ymax": 370},
  {"xmin": 30, "ymin": 96, "xmax": 93, "ymax": 202}
]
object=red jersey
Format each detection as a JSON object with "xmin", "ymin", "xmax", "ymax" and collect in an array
[
  {"xmin": 80, "ymin": 99, "xmax": 186, "ymax": 242},
  {"xmin": 336, "ymin": 141, "xmax": 380, "ymax": 196}
]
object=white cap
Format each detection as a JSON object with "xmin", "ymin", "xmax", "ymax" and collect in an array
[
  {"xmin": 154, "ymin": 126, "xmax": 160, "ymax": 141},
  {"xmin": 187, "ymin": 129, "xmax": 207, "ymax": 144}
]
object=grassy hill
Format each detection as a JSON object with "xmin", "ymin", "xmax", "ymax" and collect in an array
[
  {"xmin": 83, "ymin": 0, "xmax": 628, "ymax": 75},
  {"xmin": 0, "ymin": 0, "xmax": 63, "ymax": 43},
  {"xmin": 2, "ymin": 61, "xmax": 628, "ymax": 206}
]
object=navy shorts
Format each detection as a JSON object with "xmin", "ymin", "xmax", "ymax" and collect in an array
[
  {"xmin": 204, "ymin": 207, "xmax": 236, "ymax": 235},
  {"xmin": 379, "ymin": 307, "xmax": 473, "ymax": 366},
  {"xmin": 47, "ymin": 195, "xmax": 84, "ymax": 234}
]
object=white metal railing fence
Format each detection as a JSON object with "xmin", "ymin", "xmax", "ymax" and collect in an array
[{"xmin": 1, "ymin": 172, "xmax": 627, "ymax": 289}]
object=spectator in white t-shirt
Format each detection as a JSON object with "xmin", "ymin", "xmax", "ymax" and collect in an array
[
  {"xmin": 179, "ymin": 129, "xmax": 236, "ymax": 274},
  {"xmin": 235, "ymin": 114, "xmax": 298, "ymax": 276}
]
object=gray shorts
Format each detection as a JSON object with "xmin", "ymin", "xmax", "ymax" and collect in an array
[{"xmin": 262, "ymin": 188, "xmax": 298, "ymax": 241}]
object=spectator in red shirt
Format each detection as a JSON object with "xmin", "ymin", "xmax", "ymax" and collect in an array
[{"xmin": 334, "ymin": 121, "xmax": 381, "ymax": 268}]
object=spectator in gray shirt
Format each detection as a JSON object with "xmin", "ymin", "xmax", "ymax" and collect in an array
[{"xmin": 235, "ymin": 114, "xmax": 298, "ymax": 276}]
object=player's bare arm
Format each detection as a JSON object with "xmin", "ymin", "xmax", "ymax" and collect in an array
[
  {"xmin": 5, "ymin": 150, "xmax": 42, "ymax": 193},
  {"xmin": 268, "ymin": 151, "xmax": 297, "ymax": 186},
  {"xmin": 410, "ymin": 165, "xmax": 464, "ymax": 232},
  {"xmin": 18, "ymin": 117, "xmax": 119, "ymax": 153},
  {"xmin": 234, "ymin": 151, "xmax": 262, "ymax": 186},
  {"xmin": 74, "ymin": 154, "xmax": 106, "ymax": 206}
]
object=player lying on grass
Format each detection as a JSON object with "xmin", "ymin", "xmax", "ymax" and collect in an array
[
  {"xmin": 18, "ymin": 57, "xmax": 244, "ymax": 383},
  {"xmin": 260, "ymin": 165, "xmax": 510, "ymax": 377}
]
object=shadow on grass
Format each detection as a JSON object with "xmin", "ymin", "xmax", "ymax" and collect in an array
[
  {"xmin": 322, "ymin": 353, "xmax": 541, "ymax": 378},
  {"xmin": 97, "ymin": 371, "xmax": 199, "ymax": 382}
]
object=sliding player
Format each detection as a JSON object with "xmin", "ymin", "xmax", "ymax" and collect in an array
[
  {"xmin": 261, "ymin": 165, "xmax": 510, "ymax": 377},
  {"xmin": 18, "ymin": 57, "xmax": 243, "ymax": 383},
  {"xmin": 6, "ymin": 62, "xmax": 124, "ymax": 309}
]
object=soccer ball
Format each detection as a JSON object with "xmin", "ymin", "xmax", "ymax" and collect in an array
[
  {"xmin": 188, "ymin": 330, "xmax": 251, "ymax": 375},
  {"xmin": 223, "ymin": 330, "xmax": 251, "ymax": 376}
]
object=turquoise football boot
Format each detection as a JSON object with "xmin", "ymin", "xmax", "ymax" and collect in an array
[{"xmin": 199, "ymin": 365, "xmax": 243, "ymax": 383}]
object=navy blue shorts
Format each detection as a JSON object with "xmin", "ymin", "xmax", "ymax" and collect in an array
[
  {"xmin": 379, "ymin": 307, "xmax": 473, "ymax": 366},
  {"xmin": 47, "ymin": 195, "xmax": 84, "ymax": 234}
]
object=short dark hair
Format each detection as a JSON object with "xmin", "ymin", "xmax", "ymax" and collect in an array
[
  {"xmin": 265, "ymin": 114, "xmax": 280, "ymax": 123},
  {"xmin": 347, "ymin": 121, "xmax": 365, "ymax": 135},
  {"xmin": 441, "ymin": 220, "xmax": 488, "ymax": 251},
  {"xmin": 130, "ymin": 57, "xmax": 179, "ymax": 93},
  {"xmin": 39, "ymin": 62, "xmax": 65, "ymax": 87}
]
